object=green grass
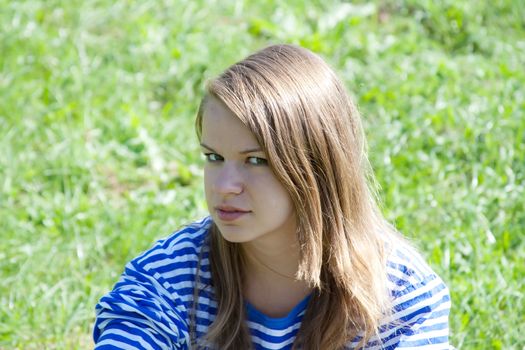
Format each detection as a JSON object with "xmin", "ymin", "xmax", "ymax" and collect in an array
[{"xmin": 1, "ymin": 0, "xmax": 524, "ymax": 348}]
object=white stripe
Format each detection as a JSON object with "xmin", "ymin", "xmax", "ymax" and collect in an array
[
  {"xmin": 389, "ymin": 248, "xmax": 433, "ymax": 277},
  {"xmin": 195, "ymin": 309, "xmax": 216, "ymax": 320},
  {"xmin": 103, "ymin": 328, "xmax": 158, "ymax": 350},
  {"xmin": 180, "ymin": 295, "xmax": 217, "ymax": 309},
  {"xmin": 380, "ymin": 316, "xmax": 449, "ymax": 347},
  {"xmin": 143, "ymin": 247, "xmax": 203, "ymax": 271},
  {"xmin": 391, "ymin": 277, "xmax": 445, "ymax": 308},
  {"xmin": 116, "ymin": 284, "xmax": 151, "ymax": 296},
  {"xmin": 386, "ymin": 290, "xmax": 449, "ymax": 326},
  {"xmin": 386, "ymin": 262, "xmax": 429, "ymax": 282},
  {"xmin": 406, "ymin": 314, "xmax": 449, "ymax": 328},
  {"xmin": 399, "ymin": 327, "xmax": 449, "ymax": 341},
  {"xmin": 119, "ymin": 265, "xmax": 174, "ymax": 301},
  {"xmin": 196, "ymin": 323, "xmax": 212, "ymax": 334},
  {"xmin": 105, "ymin": 302, "xmax": 185, "ymax": 337},
  {"xmin": 246, "ymin": 320, "xmax": 301, "ymax": 337},
  {"xmin": 169, "ymin": 279, "xmax": 213, "ymax": 293},
  {"xmin": 164, "ymin": 226, "xmax": 208, "ymax": 252},
  {"xmin": 386, "ymin": 266, "xmax": 414, "ymax": 281},
  {"xmin": 161, "ymin": 266, "xmax": 212, "ymax": 280},
  {"xmin": 137, "ymin": 226, "xmax": 208, "ymax": 265},
  {"xmin": 95, "ymin": 338, "xmax": 142, "ymax": 350},
  {"xmin": 96, "ymin": 312, "xmax": 169, "ymax": 332},
  {"xmin": 117, "ymin": 286, "xmax": 178, "ymax": 315},
  {"xmin": 396, "ymin": 342, "xmax": 450, "ymax": 350},
  {"xmin": 121, "ymin": 321, "xmax": 171, "ymax": 350},
  {"xmin": 375, "ymin": 298, "xmax": 450, "ymax": 343},
  {"xmin": 144, "ymin": 253, "xmax": 199, "ymax": 271},
  {"xmin": 251, "ymin": 333, "xmax": 295, "ymax": 349}
]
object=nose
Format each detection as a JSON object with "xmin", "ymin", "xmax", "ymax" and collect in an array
[{"xmin": 212, "ymin": 162, "xmax": 244, "ymax": 195}]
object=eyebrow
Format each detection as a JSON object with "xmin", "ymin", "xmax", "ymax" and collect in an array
[{"xmin": 200, "ymin": 143, "xmax": 262, "ymax": 154}]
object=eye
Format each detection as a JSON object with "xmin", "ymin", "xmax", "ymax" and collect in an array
[
  {"xmin": 204, "ymin": 153, "xmax": 223, "ymax": 162},
  {"xmin": 246, "ymin": 156, "xmax": 268, "ymax": 166}
]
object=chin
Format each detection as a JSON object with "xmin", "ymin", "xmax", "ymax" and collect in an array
[
  {"xmin": 219, "ymin": 231, "xmax": 253, "ymax": 243},
  {"xmin": 216, "ymin": 226, "xmax": 254, "ymax": 243}
]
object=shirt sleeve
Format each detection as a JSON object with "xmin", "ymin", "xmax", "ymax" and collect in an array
[
  {"xmin": 385, "ymin": 272, "xmax": 453, "ymax": 349},
  {"xmin": 93, "ymin": 260, "xmax": 191, "ymax": 350}
]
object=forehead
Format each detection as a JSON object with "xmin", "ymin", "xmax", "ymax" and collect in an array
[{"xmin": 201, "ymin": 97, "xmax": 260, "ymax": 149}]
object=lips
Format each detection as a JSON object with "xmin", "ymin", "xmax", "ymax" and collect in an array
[{"xmin": 215, "ymin": 205, "xmax": 250, "ymax": 222}]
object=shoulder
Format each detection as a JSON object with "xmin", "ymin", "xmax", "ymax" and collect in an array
[
  {"xmin": 94, "ymin": 217, "xmax": 215, "ymax": 348},
  {"xmin": 132, "ymin": 216, "xmax": 213, "ymax": 272},
  {"xmin": 372, "ymin": 242, "xmax": 452, "ymax": 349},
  {"xmin": 386, "ymin": 243, "xmax": 449, "ymax": 301},
  {"xmin": 117, "ymin": 216, "xmax": 214, "ymax": 301}
]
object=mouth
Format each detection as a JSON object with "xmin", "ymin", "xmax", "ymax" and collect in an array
[{"xmin": 214, "ymin": 206, "xmax": 251, "ymax": 222}]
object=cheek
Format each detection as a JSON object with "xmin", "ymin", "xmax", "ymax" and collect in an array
[
  {"xmin": 274, "ymin": 182, "xmax": 295, "ymax": 218},
  {"xmin": 274, "ymin": 190, "xmax": 294, "ymax": 217},
  {"xmin": 254, "ymin": 176, "xmax": 294, "ymax": 214},
  {"xmin": 203, "ymin": 167, "xmax": 214, "ymax": 197}
]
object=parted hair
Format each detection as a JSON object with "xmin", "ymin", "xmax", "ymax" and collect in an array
[{"xmin": 194, "ymin": 44, "xmax": 400, "ymax": 349}]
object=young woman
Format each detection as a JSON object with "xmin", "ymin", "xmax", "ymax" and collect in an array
[{"xmin": 94, "ymin": 44, "xmax": 452, "ymax": 349}]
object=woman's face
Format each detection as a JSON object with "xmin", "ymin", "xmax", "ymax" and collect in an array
[{"xmin": 201, "ymin": 97, "xmax": 296, "ymax": 244}]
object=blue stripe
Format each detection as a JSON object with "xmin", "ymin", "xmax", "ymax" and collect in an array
[
  {"xmin": 387, "ymin": 273, "xmax": 409, "ymax": 286},
  {"xmin": 139, "ymin": 247, "xmax": 201, "ymax": 267},
  {"xmin": 398, "ymin": 295, "xmax": 450, "ymax": 325},
  {"xmin": 386, "ymin": 261, "xmax": 416, "ymax": 277},
  {"xmin": 245, "ymin": 294, "xmax": 310, "ymax": 329}
]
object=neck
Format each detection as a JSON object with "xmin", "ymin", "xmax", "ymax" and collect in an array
[
  {"xmin": 241, "ymin": 234, "xmax": 301, "ymax": 280},
  {"xmin": 241, "ymin": 236, "xmax": 312, "ymax": 318}
]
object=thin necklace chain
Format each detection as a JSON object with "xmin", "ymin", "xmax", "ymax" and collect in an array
[{"xmin": 249, "ymin": 252, "xmax": 297, "ymax": 280}]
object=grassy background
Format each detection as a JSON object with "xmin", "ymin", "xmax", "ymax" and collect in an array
[{"xmin": 1, "ymin": 0, "xmax": 524, "ymax": 348}]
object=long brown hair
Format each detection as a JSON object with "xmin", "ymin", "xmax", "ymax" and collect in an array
[{"xmin": 195, "ymin": 44, "xmax": 400, "ymax": 349}]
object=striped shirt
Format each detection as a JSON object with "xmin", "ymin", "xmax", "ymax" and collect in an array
[{"xmin": 94, "ymin": 217, "xmax": 452, "ymax": 349}]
